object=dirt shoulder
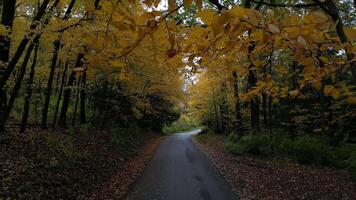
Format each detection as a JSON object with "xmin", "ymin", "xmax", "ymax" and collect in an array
[
  {"xmin": 88, "ymin": 135, "xmax": 163, "ymax": 200},
  {"xmin": 194, "ymin": 134, "xmax": 356, "ymax": 200}
]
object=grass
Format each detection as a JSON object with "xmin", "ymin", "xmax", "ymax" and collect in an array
[
  {"xmin": 224, "ymin": 132, "xmax": 356, "ymax": 177},
  {"xmin": 162, "ymin": 117, "xmax": 201, "ymax": 134}
]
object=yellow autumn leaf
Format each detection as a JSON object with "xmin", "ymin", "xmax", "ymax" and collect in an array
[
  {"xmin": 297, "ymin": 35, "xmax": 307, "ymax": 48},
  {"xmin": 312, "ymin": 81, "xmax": 322, "ymax": 90},
  {"xmin": 251, "ymin": 30, "xmax": 263, "ymax": 42},
  {"xmin": 111, "ymin": 60, "xmax": 126, "ymax": 68},
  {"xmin": 324, "ymin": 85, "xmax": 334, "ymax": 94},
  {"xmin": 73, "ymin": 67, "xmax": 86, "ymax": 72},
  {"xmin": 347, "ymin": 96, "xmax": 356, "ymax": 104},
  {"xmin": 136, "ymin": 12, "xmax": 155, "ymax": 26},
  {"xmin": 268, "ymin": 24, "xmax": 280, "ymax": 34},
  {"xmin": 275, "ymin": 65, "xmax": 288, "ymax": 74},
  {"xmin": 330, "ymin": 89, "xmax": 340, "ymax": 99},
  {"xmin": 345, "ymin": 28, "xmax": 356, "ymax": 41},
  {"xmin": 196, "ymin": 9, "xmax": 216, "ymax": 25},
  {"xmin": 0, "ymin": 25, "xmax": 8, "ymax": 36},
  {"xmin": 195, "ymin": 0, "xmax": 202, "ymax": 11},
  {"xmin": 266, "ymin": 9, "xmax": 274, "ymax": 18},
  {"xmin": 324, "ymin": 85, "xmax": 340, "ymax": 99},
  {"xmin": 310, "ymin": 11, "xmax": 329, "ymax": 23},
  {"xmin": 211, "ymin": 13, "xmax": 230, "ymax": 36},
  {"xmin": 168, "ymin": 0, "xmax": 177, "ymax": 12},
  {"xmin": 289, "ymin": 90, "xmax": 299, "ymax": 97},
  {"xmin": 183, "ymin": 0, "xmax": 193, "ymax": 9},
  {"xmin": 320, "ymin": 56, "xmax": 328, "ymax": 63}
]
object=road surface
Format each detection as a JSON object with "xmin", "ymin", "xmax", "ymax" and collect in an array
[{"xmin": 125, "ymin": 130, "xmax": 235, "ymax": 200}]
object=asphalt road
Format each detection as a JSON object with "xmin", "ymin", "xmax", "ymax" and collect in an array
[{"xmin": 125, "ymin": 130, "xmax": 235, "ymax": 200}]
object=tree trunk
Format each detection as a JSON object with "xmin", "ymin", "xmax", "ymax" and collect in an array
[
  {"xmin": 320, "ymin": 83, "xmax": 326, "ymax": 135},
  {"xmin": 245, "ymin": 0, "xmax": 260, "ymax": 131},
  {"xmin": 220, "ymin": 81, "xmax": 229, "ymax": 133},
  {"xmin": 20, "ymin": 43, "xmax": 39, "ymax": 133},
  {"xmin": 41, "ymin": 0, "xmax": 76, "ymax": 128},
  {"xmin": 80, "ymin": 72, "xmax": 86, "ymax": 124},
  {"xmin": 58, "ymin": 54, "xmax": 84, "ymax": 127},
  {"xmin": 72, "ymin": 75, "xmax": 81, "ymax": 126},
  {"xmin": 0, "ymin": 0, "xmax": 16, "ymax": 131},
  {"xmin": 58, "ymin": 71, "xmax": 75, "ymax": 127},
  {"xmin": 262, "ymin": 64, "xmax": 268, "ymax": 127},
  {"xmin": 314, "ymin": 0, "xmax": 356, "ymax": 84},
  {"xmin": 0, "ymin": 0, "xmax": 59, "ymax": 89},
  {"xmin": 53, "ymin": 60, "xmax": 69, "ymax": 128},
  {"xmin": 0, "ymin": 0, "xmax": 16, "ymax": 64},
  {"xmin": 0, "ymin": 42, "xmax": 35, "ymax": 131},
  {"xmin": 246, "ymin": 43, "xmax": 260, "ymax": 132},
  {"xmin": 41, "ymin": 40, "xmax": 61, "ymax": 128},
  {"xmin": 248, "ymin": 69, "xmax": 260, "ymax": 131},
  {"xmin": 232, "ymin": 72, "xmax": 241, "ymax": 132},
  {"xmin": 54, "ymin": 61, "xmax": 62, "ymax": 94},
  {"xmin": 268, "ymin": 55, "xmax": 273, "ymax": 134}
]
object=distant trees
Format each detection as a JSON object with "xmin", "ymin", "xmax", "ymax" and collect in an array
[
  {"xmin": 0, "ymin": 0, "xmax": 183, "ymax": 133},
  {"xmin": 188, "ymin": 0, "xmax": 356, "ymax": 140}
]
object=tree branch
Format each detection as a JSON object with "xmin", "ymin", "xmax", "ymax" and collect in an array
[{"xmin": 250, "ymin": 0, "xmax": 318, "ymax": 8}]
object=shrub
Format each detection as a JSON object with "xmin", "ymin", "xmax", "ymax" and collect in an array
[
  {"xmin": 226, "ymin": 134, "xmax": 271, "ymax": 156},
  {"xmin": 64, "ymin": 127, "xmax": 76, "ymax": 136},
  {"xmin": 225, "ymin": 132, "xmax": 356, "ymax": 177},
  {"xmin": 109, "ymin": 125, "xmax": 140, "ymax": 156},
  {"xmin": 289, "ymin": 135, "xmax": 333, "ymax": 165},
  {"xmin": 79, "ymin": 124, "xmax": 92, "ymax": 136},
  {"xmin": 347, "ymin": 159, "xmax": 356, "ymax": 178}
]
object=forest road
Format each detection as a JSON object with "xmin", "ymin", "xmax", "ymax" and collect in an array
[{"xmin": 125, "ymin": 130, "xmax": 236, "ymax": 200}]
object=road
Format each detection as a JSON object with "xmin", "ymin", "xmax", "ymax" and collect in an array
[{"xmin": 125, "ymin": 130, "xmax": 235, "ymax": 200}]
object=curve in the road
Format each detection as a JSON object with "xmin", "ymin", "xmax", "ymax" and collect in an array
[{"xmin": 125, "ymin": 130, "xmax": 236, "ymax": 200}]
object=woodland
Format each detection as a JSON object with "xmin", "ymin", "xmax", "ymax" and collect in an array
[{"xmin": 0, "ymin": 0, "xmax": 356, "ymax": 199}]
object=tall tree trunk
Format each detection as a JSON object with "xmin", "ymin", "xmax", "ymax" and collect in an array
[
  {"xmin": 320, "ymin": 83, "xmax": 326, "ymax": 135},
  {"xmin": 232, "ymin": 72, "xmax": 241, "ymax": 132},
  {"xmin": 0, "ymin": 0, "xmax": 59, "ymax": 89},
  {"xmin": 41, "ymin": 0, "xmax": 76, "ymax": 128},
  {"xmin": 20, "ymin": 43, "xmax": 39, "ymax": 133},
  {"xmin": 54, "ymin": 61, "xmax": 62, "ymax": 94},
  {"xmin": 220, "ymin": 80, "xmax": 229, "ymax": 133},
  {"xmin": 0, "ymin": 0, "xmax": 16, "ymax": 132},
  {"xmin": 248, "ymin": 69, "xmax": 260, "ymax": 131},
  {"xmin": 58, "ymin": 54, "xmax": 83, "ymax": 127},
  {"xmin": 53, "ymin": 60, "xmax": 69, "ymax": 128},
  {"xmin": 317, "ymin": 45, "xmax": 327, "ymax": 135},
  {"xmin": 72, "ymin": 75, "xmax": 81, "ymax": 126},
  {"xmin": 0, "ymin": 0, "xmax": 16, "ymax": 64},
  {"xmin": 0, "ymin": 0, "xmax": 3, "ymax": 16},
  {"xmin": 80, "ymin": 72, "xmax": 86, "ymax": 124},
  {"xmin": 268, "ymin": 53, "xmax": 273, "ymax": 134},
  {"xmin": 41, "ymin": 40, "xmax": 61, "ymax": 128},
  {"xmin": 58, "ymin": 71, "xmax": 75, "ymax": 127},
  {"xmin": 245, "ymin": 0, "xmax": 261, "ymax": 131},
  {"xmin": 314, "ymin": 0, "xmax": 356, "ymax": 84},
  {"xmin": 262, "ymin": 64, "xmax": 268, "ymax": 127},
  {"xmin": 0, "ymin": 42, "xmax": 35, "ymax": 131}
]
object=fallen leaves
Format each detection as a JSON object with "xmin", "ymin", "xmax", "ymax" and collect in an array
[{"xmin": 194, "ymin": 134, "xmax": 356, "ymax": 200}]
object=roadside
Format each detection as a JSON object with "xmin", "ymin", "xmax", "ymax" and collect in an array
[
  {"xmin": 0, "ymin": 127, "xmax": 163, "ymax": 200},
  {"xmin": 194, "ymin": 133, "xmax": 356, "ymax": 200},
  {"xmin": 88, "ymin": 136, "xmax": 163, "ymax": 200}
]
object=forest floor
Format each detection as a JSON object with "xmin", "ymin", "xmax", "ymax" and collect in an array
[
  {"xmin": 0, "ymin": 127, "xmax": 163, "ymax": 200},
  {"xmin": 194, "ymin": 134, "xmax": 356, "ymax": 200}
]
